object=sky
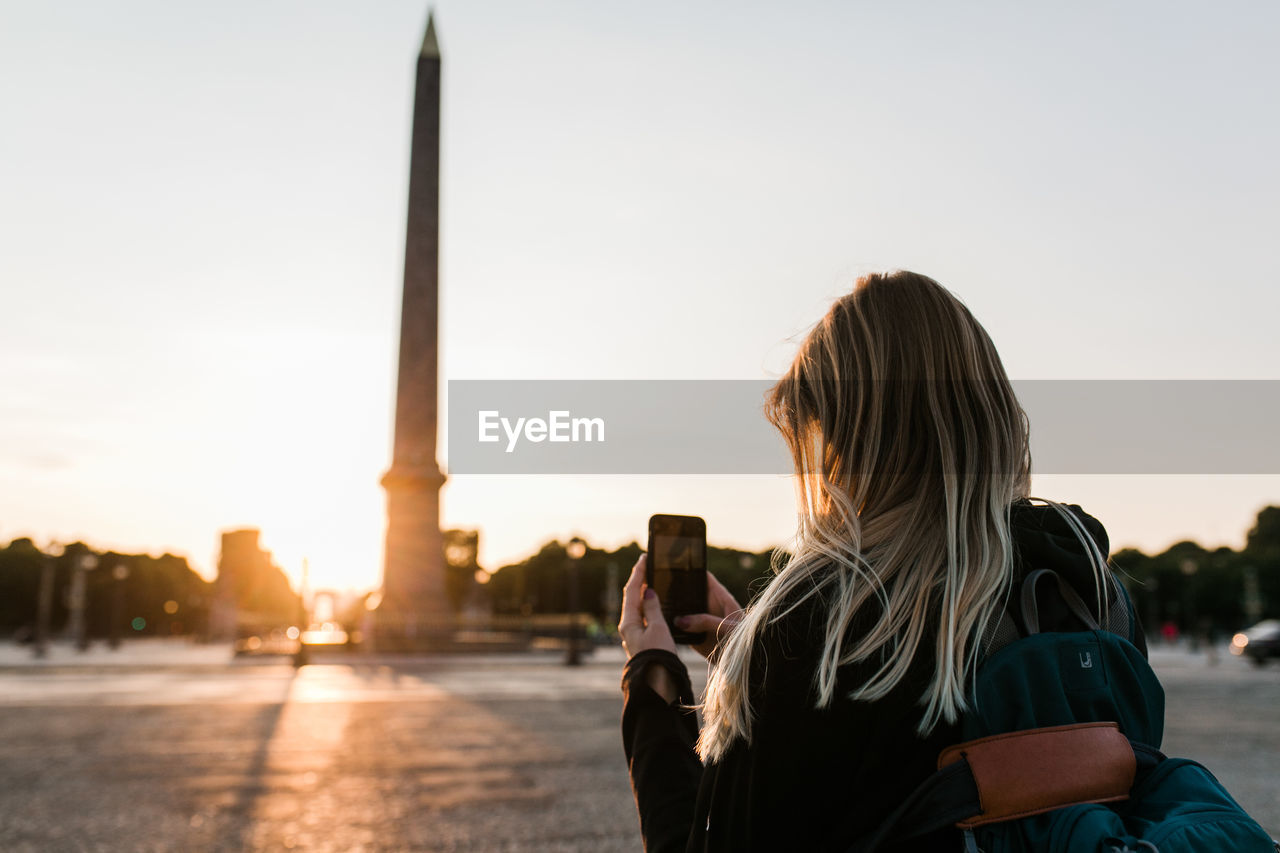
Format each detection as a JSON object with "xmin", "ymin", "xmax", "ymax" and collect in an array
[{"xmin": 3, "ymin": 1, "xmax": 1280, "ymax": 592}]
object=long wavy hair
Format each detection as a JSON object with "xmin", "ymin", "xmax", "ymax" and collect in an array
[{"xmin": 698, "ymin": 271, "xmax": 1036, "ymax": 762}]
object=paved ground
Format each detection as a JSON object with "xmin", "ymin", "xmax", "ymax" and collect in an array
[
  {"xmin": 1145, "ymin": 647, "xmax": 1280, "ymax": 840},
  {"xmin": 0, "ymin": 641, "xmax": 1274, "ymax": 851}
]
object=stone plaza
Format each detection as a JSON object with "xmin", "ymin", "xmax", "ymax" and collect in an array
[{"xmin": 0, "ymin": 641, "xmax": 1276, "ymax": 851}]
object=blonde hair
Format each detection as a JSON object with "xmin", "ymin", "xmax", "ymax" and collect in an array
[{"xmin": 698, "ymin": 271, "xmax": 1035, "ymax": 762}]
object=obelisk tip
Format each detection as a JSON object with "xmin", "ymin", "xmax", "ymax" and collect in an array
[{"xmin": 420, "ymin": 12, "xmax": 440, "ymax": 59}]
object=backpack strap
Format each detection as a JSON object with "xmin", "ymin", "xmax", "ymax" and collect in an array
[
  {"xmin": 982, "ymin": 568, "xmax": 1112, "ymax": 658},
  {"xmin": 979, "ymin": 607, "xmax": 1021, "ymax": 658},
  {"xmin": 1021, "ymin": 568, "xmax": 1100, "ymax": 634},
  {"xmin": 842, "ymin": 757, "xmax": 980, "ymax": 852}
]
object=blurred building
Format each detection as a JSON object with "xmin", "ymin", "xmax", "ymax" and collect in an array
[{"xmin": 210, "ymin": 529, "xmax": 300, "ymax": 640}]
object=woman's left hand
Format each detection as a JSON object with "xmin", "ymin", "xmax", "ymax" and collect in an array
[{"xmin": 618, "ymin": 555, "xmax": 677, "ymax": 659}]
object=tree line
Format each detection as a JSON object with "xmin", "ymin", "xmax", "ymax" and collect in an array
[
  {"xmin": 481, "ymin": 506, "xmax": 1280, "ymax": 638},
  {"xmin": 0, "ymin": 539, "xmax": 214, "ymax": 640},
  {"xmin": 1111, "ymin": 506, "xmax": 1280, "ymax": 636},
  {"xmin": 6, "ymin": 505, "xmax": 1277, "ymax": 644}
]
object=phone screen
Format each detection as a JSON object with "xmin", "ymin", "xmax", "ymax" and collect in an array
[
  {"xmin": 647, "ymin": 515, "xmax": 707, "ymax": 642},
  {"xmin": 651, "ymin": 533, "xmax": 705, "ymax": 613}
]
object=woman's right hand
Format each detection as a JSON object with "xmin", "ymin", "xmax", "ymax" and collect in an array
[{"xmin": 675, "ymin": 572, "xmax": 744, "ymax": 660}]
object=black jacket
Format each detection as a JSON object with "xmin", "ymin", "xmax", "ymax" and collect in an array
[{"xmin": 620, "ymin": 502, "xmax": 1146, "ymax": 852}]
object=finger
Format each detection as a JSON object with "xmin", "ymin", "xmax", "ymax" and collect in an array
[
  {"xmin": 622, "ymin": 555, "xmax": 646, "ymax": 610},
  {"xmin": 618, "ymin": 611, "xmax": 644, "ymax": 656},
  {"xmin": 718, "ymin": 609, "xmax": 744, "ymax": 639},
  {"xmin": 641, "ymin": 587, "xmax": 665, "ymax": 628},
  {"xmin": 616, "ymin": 550, "xmax": 645, "ymax": 637},
  {"xmin": 685, "ymin": 611, "xmax": 732, "ymax": 659},
  {"xmin": 619, "ymin": 556, "xmax": 646, "ymax": 623},
  {"xmin": 691, "ymin": 609, "xmax": 744, "ymax": 660},
  {"xmin": 638, "ymin": 588, "xmax": 677, "ymax": 655},
  {"xmin": 674, "ymin": 613, "xmax": 723, "ymax": 634}
]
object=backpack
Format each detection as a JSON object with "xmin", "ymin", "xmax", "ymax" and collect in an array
[{"xmin": 853, "ymin": 568, "xmax": 1278, "ymax": 852}]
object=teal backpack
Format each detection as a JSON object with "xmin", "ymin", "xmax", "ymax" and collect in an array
[{"xmin": 854, "ymin": 568, "xmax": 1277, "ymax": 852}]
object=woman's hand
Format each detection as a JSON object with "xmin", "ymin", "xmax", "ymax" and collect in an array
[
  {"xmin": 674, "ymin": 571, "xmax": 744, "ymax": 660},
  {"xmin": 618, "ymin": 556, "xmax": 681, "ymax": 703},
  {"xmin": 618, "ymin": 555, "xmax": 677, "ymax": 659}
]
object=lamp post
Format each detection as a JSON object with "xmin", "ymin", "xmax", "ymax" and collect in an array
[
  {"xmin": 109, "ymin": 563, "xmax": 130, "ymax": 650},
  {"xmin": 293, "ymin": 558, "xmax": 310, "ymax": 668},
  {"xmin": 565, "ymin": 537, "xmax": 587, "ymax": 666},
  {"xmin": 604, "ymin": 561, "xmax": 621, "ymax": 638},
  {"xmin": 1242, "ymin": 565, "xmax": 1262, "ymax": 626},
  {"xmin": 33, "ymin": 543, "xmax": 62, "ymax": 659},
  {"xmin": 69, "ymin": 552, "xmax": 99, "ymax": 652},
  {"xmin": 1179, "ymin": 558, "xmax": 1198, "ymax": 651}
]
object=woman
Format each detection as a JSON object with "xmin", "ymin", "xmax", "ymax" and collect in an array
[{"xmin": 618, "ymin": 271, "xmax": 1140, "ymax": 852}]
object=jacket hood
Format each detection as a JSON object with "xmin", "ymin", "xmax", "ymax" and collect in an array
[{"xmin": 1009, "ymin": 498, "xmax": 1111, "ymax": 618}]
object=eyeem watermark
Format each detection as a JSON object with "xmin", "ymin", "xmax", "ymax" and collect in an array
[
  {"xmin": 448, "ymin": 380, "xmax": 1280, "ymax": 474},
  {"xmin": 478, "ymin": 410, "xmax": 605, "ymax": 453}
]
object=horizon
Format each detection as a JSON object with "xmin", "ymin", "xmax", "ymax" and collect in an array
[{"xmin": 6, "ymin": 492, "xmax": 1280, "ymax": 593}]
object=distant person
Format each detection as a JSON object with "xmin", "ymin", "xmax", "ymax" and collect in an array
[
  {"xmin": 617, "ymin": 272, "xmax": 1146, "ymax": 851},
  {"xmin": 1162, "ymin": 620, "xmax": 1180, "ymax": 645},
  {"xmin": 1200, "ymin": 618, "xmax": 1220, "ymax": 665}
]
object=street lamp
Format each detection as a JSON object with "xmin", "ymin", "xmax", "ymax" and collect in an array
[
  {"xmin": 69, "ymin": 552, "xmax": 99, "ymax": 652},
  {"xmin": 109, "ymin": 563, "xmax": 130, "ymax": 650},
  {"xmin": 1242, "ymin": 565, "xmax": 1262, "ymax": 626},
  {"xmin": 33, "ymin": 542, "xmax": 63, "ymax": 659},
  {"xmin": 1179, "ymin": 558, "xmax": 1199, "ymax": 651},
  {"xmin": 565, "ymin": 537, "xmax": 587, "ymax": 666},
  {"xmin": 604, "ymin": 561, "xmax": 621, "ymax": 637}
]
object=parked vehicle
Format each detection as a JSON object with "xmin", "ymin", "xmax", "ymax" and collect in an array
[{"xmin": 1230, "ymin": 619, "xmax": 1280, "ymax": 666}]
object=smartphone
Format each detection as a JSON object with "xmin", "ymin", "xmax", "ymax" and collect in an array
[{"xmin": 646, "ymin": 514, "xmax": 708, "ymax": 644}]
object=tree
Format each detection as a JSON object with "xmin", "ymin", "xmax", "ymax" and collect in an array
[
  {"xmin": 0, "ymin": 539, "xmax": 46, "ymax": 635},
  {"xmin": 1245, "ymin": 506, "xmax": 1280, "ymax": 552},
  {"xmin": 1242, "ymin": 506, "xmax": 1280, "ymax": 620},
  {"xmin": 443, "ymin": 529, "xmax": 482, "ymax": 613},
  {"xmin": 0, "ymin": 539, "xmax": 213, "ymax": 639}
]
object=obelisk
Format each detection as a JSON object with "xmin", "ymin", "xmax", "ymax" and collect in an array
[{"xmin": 378, "ymin": 12, "xmax": 451, "ymax": 648}]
